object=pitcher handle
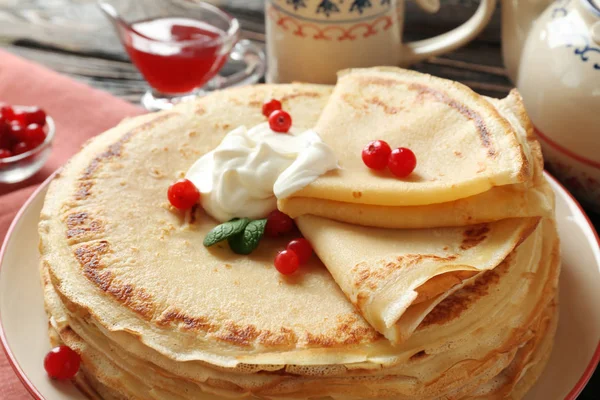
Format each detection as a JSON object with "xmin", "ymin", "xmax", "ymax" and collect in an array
[
  {"xmin": 403, "ymin": 0, "xmax": 497, "ymax": 65},
  {"xmin": 206, "ymin": 40, "xmax": 267, "ymax": 91}
]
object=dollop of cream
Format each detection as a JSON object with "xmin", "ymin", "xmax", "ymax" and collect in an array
[{"xmin": 185, "ymin": 123, "xmax": 338, "ymax": 222}]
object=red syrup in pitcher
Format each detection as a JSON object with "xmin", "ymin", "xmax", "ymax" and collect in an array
[{"xmin": 124, "ymin": 17, "xmax": 230, "ymax": 94}]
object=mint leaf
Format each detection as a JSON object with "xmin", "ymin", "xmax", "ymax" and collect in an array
[
  {"xmin": 203, "ymin": 218, "xmax": 250, "ymax": 247},
  {"xmin": 228, "ymin": 219, "xmax": 267, "ymax": 255}
]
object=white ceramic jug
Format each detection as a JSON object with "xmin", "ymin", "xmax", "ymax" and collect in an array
[{"xmin": 502, "ymin": 0, "xmax": 600, "ymax": 212}]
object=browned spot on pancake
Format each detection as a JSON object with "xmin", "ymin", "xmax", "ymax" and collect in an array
[
  {"xmin": 80, "ymin": 133, "xmax": 133, "ymax": 181},
  {"xmin": 215, "ymin": 322, "xmax": 259, "ymax": 347},
  {"xmin": 356, "ymin": 292, "xmax": 369, "ymax": 309},
  {"xmin": 366, "ymin": 96, "xmax": 402, "ymax": 114},
  {"xmin": 352, "ymin": 254, "xmax": 459, "ymax": 292},
  {"xmin": 158, "ymin": 308, "xmax": 299, "ymax": 347},
  {"xmin": 257, "ymin": 327, "xmax": 298, "ymax": 347},
  {"xmin": 357, "ymin": 77, "xmax": 397, "ymax": 87},
  {"xmin": 331, "ymin": 314, "xmax": 379, "ymax": 345},
  {"xmin": 74, "ymin": 241, "xmax": 109, "ymax": 270},
  {"xmin": 217, "ymin": 123, "xmax": 231, "ymax": 130},
  {"xmin": 352, "ymin": 76, "xmax": 495, "ymax": 157},
  {"xmin": 195, "ymin": 104, "xmax": 206, "ymax": 115},
  {"xmin": 409, "ymin": 350, "xmax": 428, "ymax": 361},
  {"xmin": 281, "ymin": 92, "xmax": 320, "ymax": 102},
  {"xmin": 461, "ymin": 224, "xmax": 490, "ymax": 250},
  {"xmin": 65, "ymin": 212, "xmax": 104, "ymax": 243},
  {"xmin": 304, "ymin": 332, "xmax": 336, "ymax": 347},
  {"xmin": 352, "ymin": 191, "xmax": 362, "ymax": 199},
  {"xmin": 406, "ymin": 83, "xmax": 496, "ymax": 157},
  {"xmin": 107, "ymin": 284, "xmax": 154, "ymax": 318},
  {"xmin": 454, "ymin": 151, "xmax": 462, "ymax": 157},
  {"xmin": 157, "ymin": 309, "xmax": 377, "ymax": 348},
  {"xmin": 75, "ymin": 181, "xmax": 93, "ymax": 201},
  {"xmin": 419, "ymin": 257, "xmax": 511, "ymax": 329},
  {"xmin": 157, "ymin": 309, "xmax": 216, "ymax": 332},
  {"xmin": 248, "ymin": 100, "xmax": 262, "ymax": 107},
  {"xmin": 75, "ymin": 113, "xmax": 177, "ymax": 200},
  {"xmin": 352, "ymin": 254, "xmax": 459, "ymax": 311},
  {"xmin": 352, "ymin": 262, "xmax": 371, "ymax": 288},
  {"xmin": 73, "ymin": 240, "xmax": 155, "ymax": 319},
  {"xmin": 397, "ymin": 254, "xmax": 458, "ymax": 266},
  {"xmin": 341, "ymin": 93, "xmax": 369, "ymax": 112}
]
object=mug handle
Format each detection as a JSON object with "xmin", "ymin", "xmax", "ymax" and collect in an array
[
  {"xmin": 413, "ymin": 0, "xmax": 441, "ymax": 14},
  {"xmin": 403, "ymin": 0, "xmax": 498, "ymax": 65}
]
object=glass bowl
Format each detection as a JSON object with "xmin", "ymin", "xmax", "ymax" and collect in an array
[{"xmin": 0, "ymin": 112, "xmax": 55, "ymax": 184}]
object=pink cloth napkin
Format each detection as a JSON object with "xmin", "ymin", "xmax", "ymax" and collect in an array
[{"xmin": 0, "ymin": 50, "xmax": 144, "ymax": 399}]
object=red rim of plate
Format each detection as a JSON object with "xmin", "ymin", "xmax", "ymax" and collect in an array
[{"xmin": 0, "ymin": 171, "xmax": 598, "ymax": 400}]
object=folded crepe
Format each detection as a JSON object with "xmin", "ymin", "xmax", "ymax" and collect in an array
[
  {"xmin": 297, "ymin": 216, "xmax": 540, "ymax": 343},
  {"xmin": 287, "ymin": 68, "xmax": 554, "ymax": 343},
  {"xmin": 278, "ymin": 67, "xmax": 553, "ymax": 229}
]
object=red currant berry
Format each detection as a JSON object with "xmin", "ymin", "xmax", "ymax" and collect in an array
[
  {"xmin": 362, "ymin": 140, "xmax": 392, "ymax": 170},
  {"xmin": 265, "ymin": 210, "xmax": 294, "ymax": 237},
  {"xmin": 0, "ymin": 121, "xmax": 10, "ymax": 143},
  {"xmin": 44, "ymin": 346, "xmax": 81, "ymax": 380},
  {"xmin": 11, "ymin": 110, "xmax": 27, "ymax": 127},
  {"xmin": 10, "ymin": 124, "xmax": 26, "ymax": 142},
  {"xmin": 0, "ymin": 105, "xmax": 15, "ymax": 121},
  {"xmin": 388, "ymin": 147, "xmax": 417, "ymax": 178},
  {"xmin": 168, "ymin": 179, "xmax": 200, "ymax": 210},
  {"xmin": 24, "ymin": 123, "xmax": 46, "ymax": 147},
  {"xmin": 274, "ymin": 249, "xmax": 299, "ymax": 275},
  {"xmin": 262, "ymin": 99, "xmax": 282, "ymax": 118},
  {"xmin": 25, "ymin": 107, "xmax": 47, "ymax": 127},
  {"xmin": 12, "ymin": 141, "xmax": 33, "ymax": 155},
  {"xmin": 268, "ymin": 110, "xmax": 292, "ymax": 133},
  {"xmin": 0, "ymin": 120, "xmax": 8, "ymax": 134},
  {"xmin": 286, "ymin": 238, "xmax": 313, "ymax": 264},
  {"xmin": 0, "ymin": 149, "xmax": 12, "ymax": 159}
]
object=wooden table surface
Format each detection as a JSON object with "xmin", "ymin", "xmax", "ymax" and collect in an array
[{"xmin": 0, "ymin": 0, "xmax": 597, "ymax": 398}]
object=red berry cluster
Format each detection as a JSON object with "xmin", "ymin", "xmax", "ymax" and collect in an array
[
  {"xmin": 262, "ymin": 99, "xmax": 292, "ymax": 133},
  {"xmin": 0, "ymin": 104, "xmax": 48, "ymax": 159},
  {"xmin": 275, "ymin": 238, "xmax": 313, "ymax": 275},
  {"xmin": 265, "ymin": 210, "xmax": 313, "ymax": 275},
  {"xmin": 362, "ymin": 140, "xmax": 417, "ymax": 178}
]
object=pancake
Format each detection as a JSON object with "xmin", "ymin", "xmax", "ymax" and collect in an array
[
  {"xmin": 41, "ymin": 217, "xmax": 560, "ymax": 399},
  {"xmin": 38, "ymin": 77, "xmax": 560, "ymax": 399},
  {"xmin": 288, "ymin": 78, "xmax": 553, "ymax": 343},
  {"xmin": 296, "ymin": 216, "xmax": 540, "ymax": 343},
  {"xmin": 278, "ymin": 70, "xmax": 552, "ymax": 229},
  {"xmin": 39, "ymin": 84, "xmax": 399, "ymax": 368},
  {"xmin": 284, "ymin": 67, "xmax": 530, "ymax": 207}
]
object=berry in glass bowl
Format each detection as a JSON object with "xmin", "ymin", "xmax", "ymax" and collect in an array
[{"xmin": 0, "ymin": 104, "xmax": 54, "ymax": 184}]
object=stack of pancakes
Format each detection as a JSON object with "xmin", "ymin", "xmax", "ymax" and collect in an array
[{"xmin": 39, "ymin": 68, "xmax": 559, "ymax": 399}]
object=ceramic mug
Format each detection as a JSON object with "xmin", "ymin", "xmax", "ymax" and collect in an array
[{"xmin": 265, "ymin": 0, "xmax": 497, "ymax": 84}]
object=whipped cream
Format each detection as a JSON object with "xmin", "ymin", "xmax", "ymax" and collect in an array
[{"xmin": 186, "ymin": 123, "xmax": 338, "ymax": 222}]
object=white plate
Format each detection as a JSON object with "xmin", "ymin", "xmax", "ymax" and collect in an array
[{"xmin": 1, "ymin": 173, "xmax": 599, "ymax": 400}]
